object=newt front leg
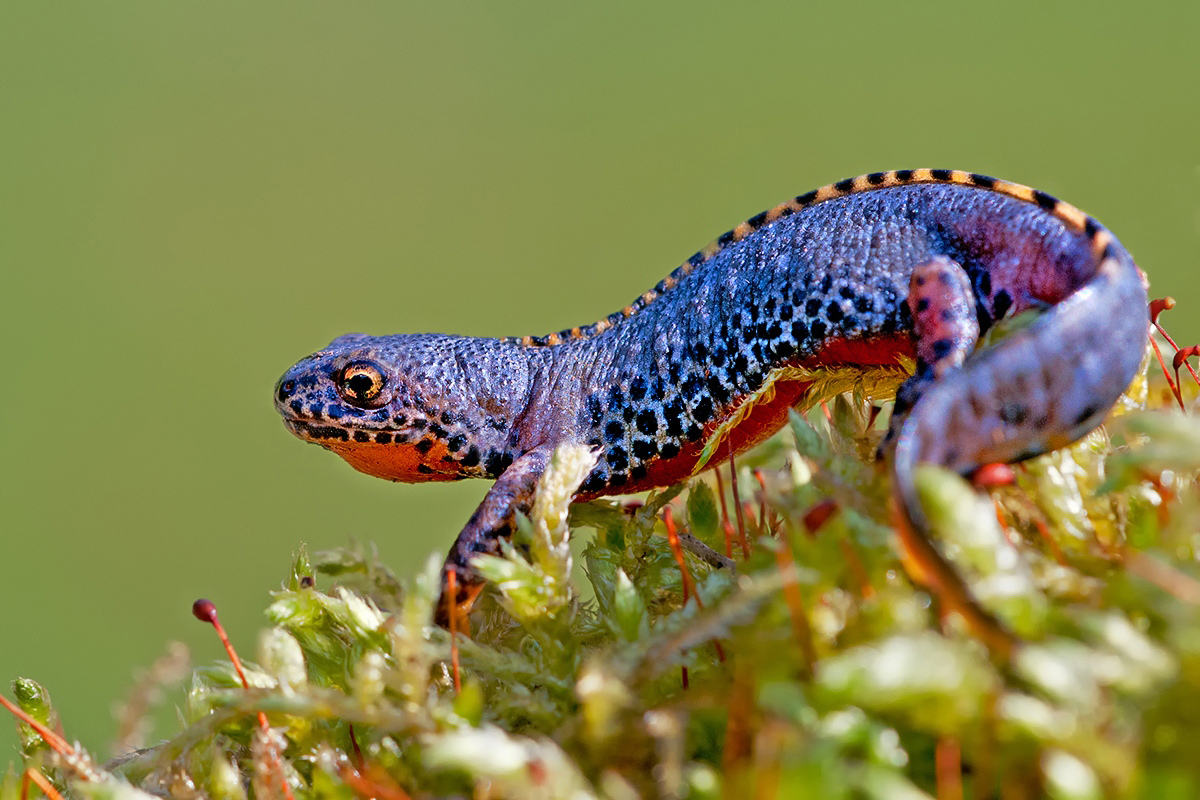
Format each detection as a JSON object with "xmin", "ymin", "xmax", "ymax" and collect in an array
[{"xmin": 436, "ymin": 447, "xmax": 553, "ymax": 626}]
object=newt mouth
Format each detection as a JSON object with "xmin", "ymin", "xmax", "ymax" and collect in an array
[
  {"xmin": 285, "ymin": 418, "xmax": 353, "ymax": 442},
  {"xmin": 285, "ymin": 417, "xmax": 418, "ymax": 447}
]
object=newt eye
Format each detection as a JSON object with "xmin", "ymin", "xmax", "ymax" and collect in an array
[{"xmin": 337, "ymin": 361, "xmax": 387, "ymax": 407}]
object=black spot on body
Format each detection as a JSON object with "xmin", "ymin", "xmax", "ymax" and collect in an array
[
  {"xmin": 993, "ymin": 290, "xmax": 1013, "ymax": 319},
  {"xmin": 1084, "ymin": 217, "xmax": 1099, "ymax": 238},
  {"xmin": 660, "ymin": 442, "xmax": 680, "ymax": 460},
  {"xmin": 664, "ymin": 400, "xmax": 686, "ymax": 436},
  {"xmin": 894, "ymin": 169, "xmax": 914, "ymax": 182},
  {"xmin": 461, "ymin": 446, "xmax": 481, "ymax": 467},
  {"xmin": 417, "ymin": 464, "xmax": 434, "ymax": 474},
  {"xmin": 485, "ymin": 450, "xmax": 513, "ymax": 476},
  {"xmin": 717, "ymin": 231, "xmax": 735, "ymax": 247},
  {"xmin": 605, "ymin": 421, "xmax": 624, "ymax": 443},
  {"xmin": 580, "ymin": 473, "xmax": 605, "ymax": 494},
  {"xmin": 636, "ymin": 411, "xmax": 658, "ymax": 435},
  {"xmin": 607, "ymin": 447, "xmax": 629, "ymax": 471},
  {"xmin": 931, "ymin": 339, "xmax": 954, "ymax": 360},
  {"xmin": 446, "ymin": 434, "xmax": 467, "ymax": 453},
  {"xmin": 707, "ymin": 376, "xmax": 732, "ymax": 404},
  {"xmin": 415, "ymin": 438, "xmax": 434, "ymax": 454},
  {"xmin": 353, "ymin": 431, "xmax": 371, "ymax": 443},
  {"xmin": 693, "ymin": 395, "xmax": 714, "ymax": 422},
  {"xmin": 975, "ymin": 302, "xmax": 993, "ymax": 333},
  {"xmin": 916, "ymin": 297, "xmax": 930, "ymax": 313},
  {"xmin": 834, "ymin": 178, "xmax": 854, "ymax": 193},
  {"xmin": 826, "ymin": 301, "xmax": 845, "ymax": 322},
  {"xmin": 632, "ymin": 439, "xmax": 658, "ymax": 460},
  {"xmin": 748, "ymin": 210, "xmax": 768, "ymax": 228},
  {"xmin": 375, "ymin": 432, "xmax": 392, "ymax": 444},
  {"xmin": 969, "ymin": 173, "xmax": 996, "ymax": 189},
  {"xmin": 866, "ymin": 171, "xmax": 886, "ymax": 185},
  {"xmin": 795, "ymin": 190, "xmax": 817, "ymax": 206},
  {"xmin": 629, "ymin": 377, "xmax": 647, "ymax": 401},
  {"xmin": 930, "ymin": 169, "xmax": 952, "ymax": 180},
  {"xmin": 978, "ymin": 271, "xmax": 992, "ymax": 297},
  {"xmin": 289, "ymin": 400, "xmax": 304, "ymax": 415}
]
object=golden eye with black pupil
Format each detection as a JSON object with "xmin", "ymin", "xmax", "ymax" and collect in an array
[{"xmin": 337, "ymin": 361, "xmax": 387, "ymax": 407}]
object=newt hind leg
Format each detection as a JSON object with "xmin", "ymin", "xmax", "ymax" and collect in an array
[
  {"xmin": 880, "ymin": 256, "xmax": 1022, "ymax": 659},
  {"xmin": 880, "ymin": 256, "xmax": 981, "ymax": 457}
]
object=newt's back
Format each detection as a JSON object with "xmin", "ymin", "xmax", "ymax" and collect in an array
[{"xmin": 539, "ymin": 180, "xmax": 1126, "ymax": 495}]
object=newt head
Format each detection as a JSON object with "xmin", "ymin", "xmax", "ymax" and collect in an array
[{"xmin": 275, "ymin": 333, "xmax": 523, "ymax": 483}]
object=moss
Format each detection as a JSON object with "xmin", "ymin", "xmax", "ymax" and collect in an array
[{"xmin": 7, "ymin": 351, "xmax": 1200, "ymax": 799}]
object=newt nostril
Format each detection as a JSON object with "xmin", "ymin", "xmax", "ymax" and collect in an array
[{"xmin": 277, "ymin": 379, "xmax": 297, "ymax": 403}]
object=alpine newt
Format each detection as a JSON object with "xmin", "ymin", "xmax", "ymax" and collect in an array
[{"xmin": 275, "ymin": 169, "xmax": 1149, "ymax": 657}]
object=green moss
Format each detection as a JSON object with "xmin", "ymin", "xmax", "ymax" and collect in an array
[{"xmin": 7, "ymin": 361, "xmax": 1200, "ymax": 799}]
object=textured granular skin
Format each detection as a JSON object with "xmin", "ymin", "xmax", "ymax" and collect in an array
[{"xmin": 275, "ymin": 169, "xmax": 1149, "ymax": 653}]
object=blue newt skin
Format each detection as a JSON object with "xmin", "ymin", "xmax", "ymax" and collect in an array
[{"xmin": 275, "ymin": 169, "xmax": 1149, "ymax": 655}]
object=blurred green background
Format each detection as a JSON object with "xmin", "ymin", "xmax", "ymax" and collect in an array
[{"xmin": 3, "ymin": 1, "xmax": 1198, "ymax": 760}]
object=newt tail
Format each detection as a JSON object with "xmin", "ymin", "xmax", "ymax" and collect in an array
[{"xmin": 275, "ymin": 169, "xmax": 1149, "ymax": 655}]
